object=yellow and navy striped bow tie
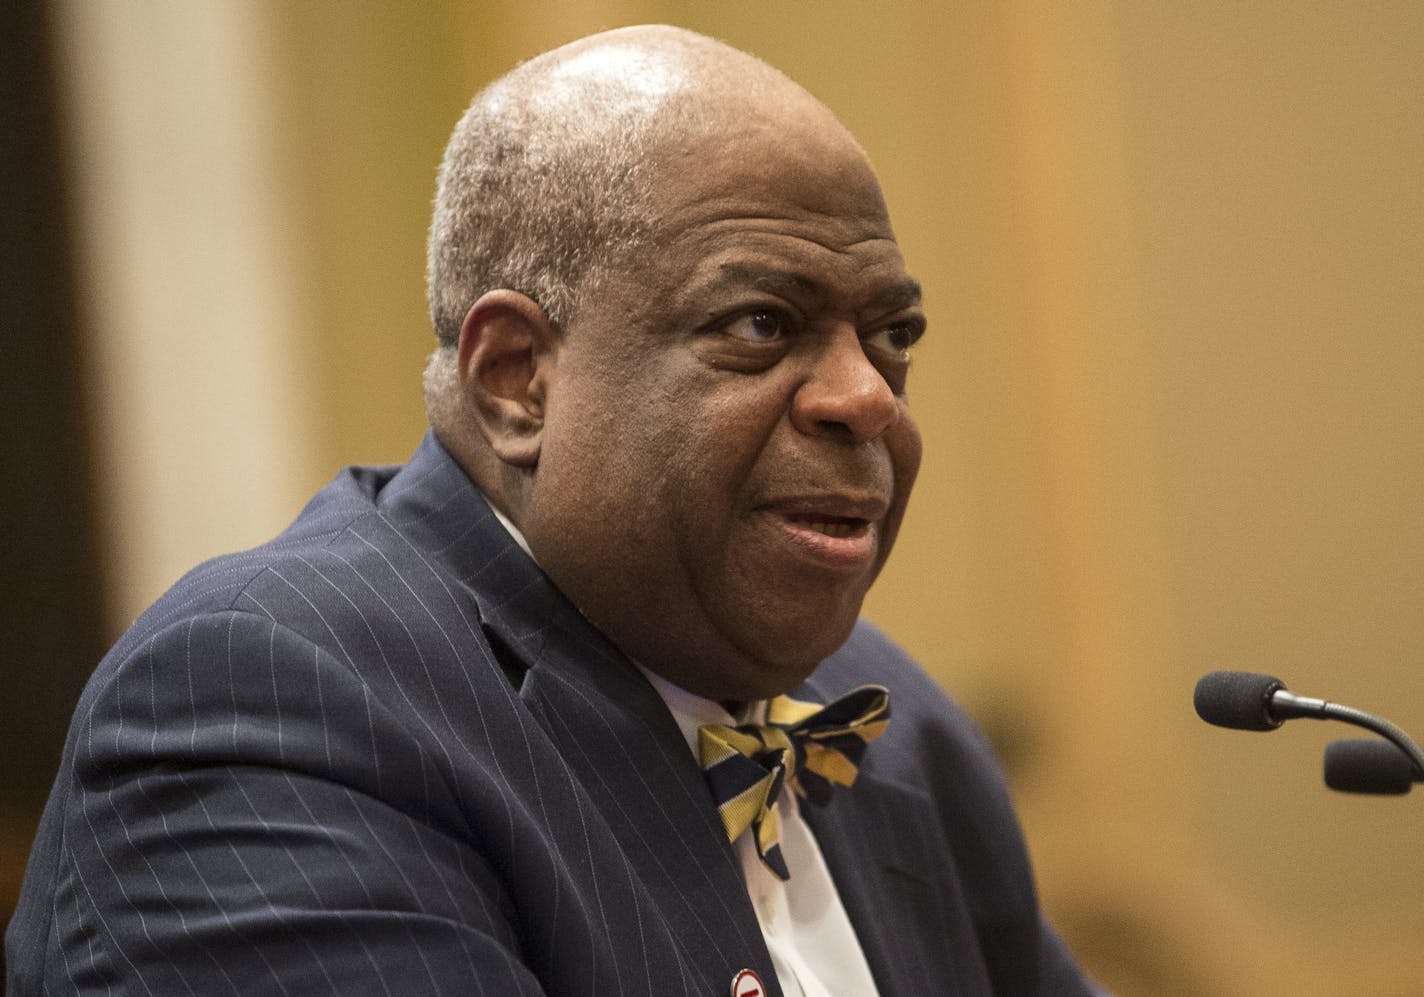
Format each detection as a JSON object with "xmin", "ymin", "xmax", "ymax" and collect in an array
[{"xmin": 697, "ymin": 685, "xmax": 890, "ymax": 881}]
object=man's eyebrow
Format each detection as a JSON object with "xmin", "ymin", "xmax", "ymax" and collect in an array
[
  {"xmin": 867, "ymin": 279, "xmax": 923, "ymax": 313},
  {"xmin": 714, "ymin": 264, "xmax": 822, "ymax": 301},
  {"xmin": 712, "ymin": 266, "xmax": 923, "ymax": 313}
]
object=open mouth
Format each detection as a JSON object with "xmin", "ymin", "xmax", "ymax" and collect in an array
[{"xmin": 782, "ymin": 513, "xmax": 870, "ymax": 539}]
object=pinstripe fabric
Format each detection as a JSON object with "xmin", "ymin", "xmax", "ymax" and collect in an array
[{"xmin": 7, "ymin": 432, "xmax": 1106, "ymax": 996}]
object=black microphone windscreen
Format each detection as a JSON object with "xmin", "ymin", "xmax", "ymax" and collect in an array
[
  {"xmin": 1193, "ymin": 670, "xmax": 1285, "ymax": 731},
  {"xmin": 1324, "ymin": 739, "xmax": 1415, "ymax": 795}
]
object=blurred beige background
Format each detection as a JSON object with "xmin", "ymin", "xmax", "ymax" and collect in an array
[{"xmin": 10, "ymin": 2, "xmax": 1424, "ymax": 993}]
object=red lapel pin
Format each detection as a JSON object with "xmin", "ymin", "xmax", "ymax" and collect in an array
[{"xmin": 730, "ymin": 968, "xmax": 765, "ymax": 997}]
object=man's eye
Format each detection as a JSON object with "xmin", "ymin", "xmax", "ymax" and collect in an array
[
  {"xmin": 723, "ymin": 310, "xmax": 789, "ymax": 343},
  {"xmin": 866, "ymin": 320, "xmax": 923, "ymax": 356}
]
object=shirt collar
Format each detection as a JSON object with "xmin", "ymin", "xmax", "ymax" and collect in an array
[{"xmin": 485, "ymin": 495, "xmax": 534, "ymax": 559}]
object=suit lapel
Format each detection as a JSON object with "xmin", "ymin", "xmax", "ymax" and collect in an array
[
  {"xmin": 793, "ymin": 678, "xmax": 993, "ymax": 997},
  {"xmin": 486, "ymin": 558, "xmax": 783, "ymax": 993},
  {"xmin": 381, "ymin": 434, "xmax": 779, "ymax": 993},
  {"xmin": 802, "ymin": 775, "xmax": 986, "ymax": 996}
]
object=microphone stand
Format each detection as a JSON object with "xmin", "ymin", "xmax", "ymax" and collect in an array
[
  {"xmin": 1270, "ymin": 689, "xmax": 1424, "ymax": 783},
  {"xmin": 1194, "ymin": 671, "xmax": 1424, "ymax": 796}
]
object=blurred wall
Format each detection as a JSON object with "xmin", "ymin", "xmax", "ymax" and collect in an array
[{"xmin": 14, "ymin": 1, "xmax": 1424, "ymax": 992}]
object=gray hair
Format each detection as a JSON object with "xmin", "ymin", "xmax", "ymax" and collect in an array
[{"xmin": 425, "ymin": 44, "xmax": 697, "ymax": 350}]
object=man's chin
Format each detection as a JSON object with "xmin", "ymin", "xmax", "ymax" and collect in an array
[
  {"xmin": 646, "ymin": 632, "xmax": 836, "ymax": 703},
  {"xmin": 620, "ymin": 594, "xmax": 864, "ymax": 701},
  {"xmin": 726, "ymin": 616, "xmax": 861, "ymax": 698}
]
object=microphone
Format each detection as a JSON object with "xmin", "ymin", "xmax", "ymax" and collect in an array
[
  {"xmin": 1324, "ymin": 739, "xmax": 1421, "ymax": 795},
  {"xmin": 1192, "ymin": 670, "xmax": 1329, "ymax": 731},
  {"xmin": 1193, "ymin": 670, "xmax": 1424, "ymax": 792}
]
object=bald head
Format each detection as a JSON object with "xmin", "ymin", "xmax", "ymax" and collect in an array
[{"xmin": 425, "ymin": 25, "xmax": 868, "ymax": 354}]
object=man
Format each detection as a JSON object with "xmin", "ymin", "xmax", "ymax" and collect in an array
[{"xmin": 9, "ymin": 25, "xmax": 1102, "ymax": 996}]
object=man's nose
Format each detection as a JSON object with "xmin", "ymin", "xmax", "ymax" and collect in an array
[{"xmin": 789, "ymin": 329, "xmax": 900, "ymax": 442}]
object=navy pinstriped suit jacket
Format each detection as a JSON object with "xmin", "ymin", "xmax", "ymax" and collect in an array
[{"xmin": 9, "ymin": 433, "xmax": 1099, "ymax": 995}]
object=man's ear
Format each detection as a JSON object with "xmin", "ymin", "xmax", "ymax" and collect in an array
[{"xmin": 456, "ymin": 290, "xmax": 558, "ymax": 468}]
